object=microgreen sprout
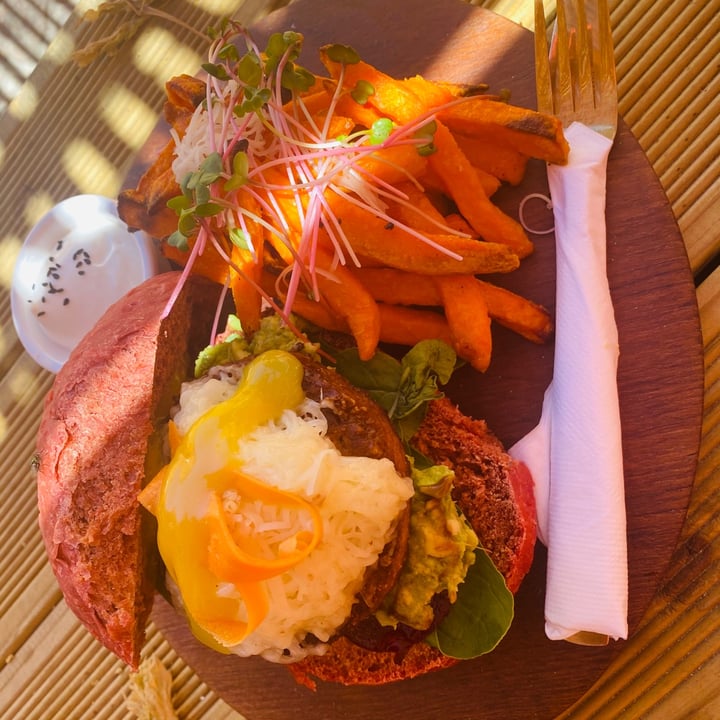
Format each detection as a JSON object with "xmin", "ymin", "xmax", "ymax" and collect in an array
[
  {"xmin": 414, "ymin": 120, "xmax": 438, "ymax": 156},
  {"xmin": 369, "ymin": 118, "xmax": 394, "ymax": 145},
  {"xmin": 323, "ymin": 43, "xmax": 361, "ymax": 65},
  {"xmin": 351, "ymin": 79, "xmax": 375, "ymax": 105}
]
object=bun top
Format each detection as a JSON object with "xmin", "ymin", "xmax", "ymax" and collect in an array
[{"xmin": 36, "ymin": 272, "xmax": 220, "ymax": 668}]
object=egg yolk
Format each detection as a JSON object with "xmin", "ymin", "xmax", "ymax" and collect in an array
[{"xmin": 151, "ymin": 350, "xmax": 323, "ymax": 650}]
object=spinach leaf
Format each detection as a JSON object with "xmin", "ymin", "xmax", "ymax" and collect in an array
[{"xmin": 427, "ymin": 547, "xmax": 514, "ymax": 659}]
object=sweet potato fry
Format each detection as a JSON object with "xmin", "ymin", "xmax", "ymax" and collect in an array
[
  {"xmin": 133, "ymin": 139, "xmax": 181, "ymax": 214},
  {"xmin": 274, "ymin": 256, "xmax": 380, "ymax": 360},
  {"xmin": 385, "ymin": 182, "xmax": 449, "ymax": 235},
  {"xmin": 144, "ymin": 170, "xmax": 180, "ymax": 217},
  {"xmin": 453, "ymin": 133, "xmax": 529, "ymax": 185},
  {"xmin": 291, "ymin": 295, "xmax": 452, "ymax": 349},
  {"xmin": 401, "ymin": 75, "xmax": 455, "ymax": 108},
  {"xmin": 403, "ymin": 75, "xmax": 491, "ymax": 102},
  {"xmin": 332, "ymin": 92, "xmax": 385, "ymax": 129},
  {"xmin": 319, "ymin": 114, "xmax": 356, "ymax": 139},
  {"xmin": 433, "ymin": 81, "xmax": 491, "ymax": 97},
  {"xmin": 229, "ymin": 193, "xmax": 264, "ymax": 333},
  {"xmin": 163, "ymin": 103, "xmax": 197, "ymax": 136},
  {"xmin": 437, "ymin": 98, "xmax": 569, "ymax": 165},
  {"xmin": 285, "ymin": 89, "xmax": 331, "ymax": 117},
  {"xmin": 352, "ymin": 267, "xmax": 552, "ymax": 343},
  {"xmin": 165, "ymin": 74, "xmax": 207, "ymax": 111},
  {"xmin": 417, "ymin": 160, "xmax": 499, "ymax": 199},
  {"xmin": 474, "ymin": 279, "xmax": 553, "ymax": 343},
  {"xmin": 117, "ymin": 188, "xmax": 178, "ymax": 239},
  {"xmin": 352, "ymin": 267, "xmax": 552, "ymax": 344},
  {"xmin": 161, "ymin": 236, "xmax": 230, "ymax": 286},
  {"xmin": 312, "ymin": 247, "xmax": 381, "ymax": 360},
  {"xmin": 319, "ymin": 51, "xmax": 426, "ymax": 123},
  {"xmin": 428, "ymin": 122, "xmax": 533, "ymax": 257},
  {"xmin": 290, "ymin": 294, "xmax": 346, "ymax": 333},
  {"xmin": 351, "ymin": 267, "xmax": 442, "ymax": 306},
  {"xmin": 377, "ymin": 303, "xmax": 452, "ymax": 347},
  {"xmin": 230, "ymin": 247, "xmax": 262, "ymax": 333},
  {"xmin": 354, "ymin": 144, "xmax": 428, "ymax": 187},
  {"xmin": 474, "ymin": 167, "xmax": 502, "ymax": 197},
  {"xmin": 323, "ymin": 197, "xmax": 519, "ymax": 275},
  {"xmin": 435, "ymin": 275, "xmax": 492, "ymax": 372},
  {"xmin": 442, "ymin": 213, "xmax": 475, "ymax": 236},
  {"xmin": 283, "ymin": 91, "xmax": 356, "ymax": 140}
]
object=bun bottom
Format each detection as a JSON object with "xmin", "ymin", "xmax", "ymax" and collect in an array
[
  {"xmin": 286, "ymin": 396, "xmax": 537, "ymax": 689},
  {"xmin": 287, "ymin": 637, "xmax": 457, "ymax": 689}
]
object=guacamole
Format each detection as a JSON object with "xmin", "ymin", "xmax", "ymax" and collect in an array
[
  {"xmin": 378, "ymin": 470, "xmax": 479, "ymax": 630},
  {"xmin": 194, "ymin": 312, "xmax": 320, "ymax": 377}
]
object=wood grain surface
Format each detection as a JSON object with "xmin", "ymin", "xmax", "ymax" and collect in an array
[{"xmin": 145, "ymin": 1, "xmax": 704, "ymax": 718}]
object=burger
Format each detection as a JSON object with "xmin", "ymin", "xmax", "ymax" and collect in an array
[{"xmin": 35, "ymin": 270, "xmax": 536, "ymax": 688}]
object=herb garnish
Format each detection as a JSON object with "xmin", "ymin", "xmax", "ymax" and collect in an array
[{"xmin": 155, "ymin": 22, "xmax": 473, "ymax": 339}]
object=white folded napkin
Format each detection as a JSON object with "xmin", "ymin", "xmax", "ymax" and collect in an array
[{"xmin": 510, "ymin": 121, "xmax": 628, "ymax": 643}]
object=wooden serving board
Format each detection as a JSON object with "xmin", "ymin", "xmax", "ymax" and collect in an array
[{"xmin": 151, "ymin": 1, "xmax": 705, "ymax": 717}]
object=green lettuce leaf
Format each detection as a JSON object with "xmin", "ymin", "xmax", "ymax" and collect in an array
[{"xmin": 334, "ymin": 339, "xmax": 459, "ymax": 442}]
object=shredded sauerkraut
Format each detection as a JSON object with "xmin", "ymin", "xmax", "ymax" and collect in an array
[{"xmin": 171, "ymin": 370, "xmax": 413, "ymax": 663}]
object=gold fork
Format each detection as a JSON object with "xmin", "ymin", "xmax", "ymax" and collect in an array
[
  {"xmin": 517, "ymin": 0, "xmax": 628, "ymax": 647},
  {"xmin": 535, "ymin": 0, "xmax": 617, "ymax": 140}
]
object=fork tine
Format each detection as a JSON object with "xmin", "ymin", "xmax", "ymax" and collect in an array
[
  {"xmin": 534, "ymin": 0, "xmax": 553, "ymax": 115},
  {"xmin": 574, "ymin": 0, "xmax": 594, "ymax": 112},
  {"xmin": 553, "ymin": 0, "xmax": 574, "ymax": 120},
  {"xmin": 596, "ymin": 0, "xmax": 617, "ymax": 107}
]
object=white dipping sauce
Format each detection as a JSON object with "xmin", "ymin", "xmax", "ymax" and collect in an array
[{"xmin": 11, "ymin": 195, "xmax": 168, "ymax": 373}]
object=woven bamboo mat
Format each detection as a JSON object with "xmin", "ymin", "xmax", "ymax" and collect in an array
[
  {"xmin": 0, "ymin": 0, "xmax": 719, "ymax": 718},
  {"xmin": 0, "ymin": 0, "xmax": 77, "ymax": 115}
]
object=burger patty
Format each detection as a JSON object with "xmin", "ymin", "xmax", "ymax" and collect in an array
[
  {"xmin": 294, "ymin": 354, "xmax": 412, "ymax": 612},
  {"xmin": 296, "ymin": 354, "xmax": 408, "ymax": 472}
]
